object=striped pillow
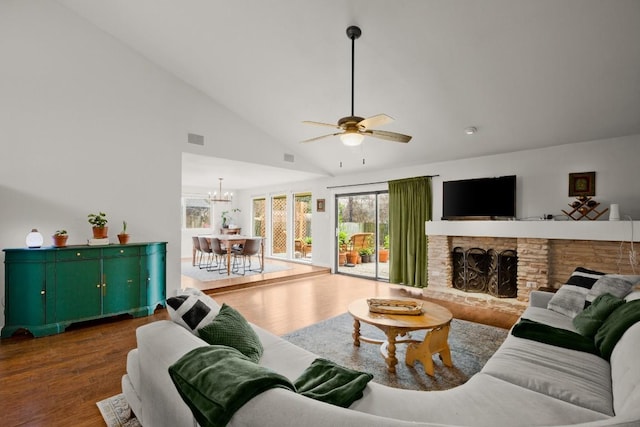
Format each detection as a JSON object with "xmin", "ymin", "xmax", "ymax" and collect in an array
[{"xmin": 547, "ymin": 267, "xmax": 605, "ymax": 318}]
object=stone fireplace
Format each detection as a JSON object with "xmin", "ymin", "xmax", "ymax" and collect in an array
[{"xmin": 425, "ymin": 220, "xmax": 640, "ymax": 317}]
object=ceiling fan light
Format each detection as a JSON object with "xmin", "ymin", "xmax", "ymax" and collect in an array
[{"xmin": 340, "ymin": 132, "xmax": 364, "ymax": 146}]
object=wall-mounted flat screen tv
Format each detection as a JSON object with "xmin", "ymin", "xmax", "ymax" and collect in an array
[{"xmin": 442, "ymin": 175, "xmax": 516, "ymax": 220}]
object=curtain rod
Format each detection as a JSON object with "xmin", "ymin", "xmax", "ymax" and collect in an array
[{"xmin": 326, "ymin": 175, "xmax": 439, "ymax": 189}]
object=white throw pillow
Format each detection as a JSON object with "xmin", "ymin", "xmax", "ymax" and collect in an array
[
  {"xmin": 166, "ymin": 293, "xmax": 221, "ymax": 334},
  {"xmin": 547, "ymin": 285, "xmax": 590, "ymax": 318},
  {"xmin": 585, "ymin": 275, "xmax": 640, "ymax": 306},
  {"xmin": 624, "ymin": 290, "xmax": 640, "ymax": 302}
]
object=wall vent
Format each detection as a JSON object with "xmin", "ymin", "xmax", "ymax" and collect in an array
[
  {"xmin": 284, "ymin": 153, "xmax": 295, "ymax": 163},
  {"xmin": 187, "ymin": 133, "xmax": 204, "ymax": 146}
]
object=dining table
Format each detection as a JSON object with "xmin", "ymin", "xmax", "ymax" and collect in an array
[{"xmin": 205, "ymin": 234, "xmax": 265, "ymax": 276}]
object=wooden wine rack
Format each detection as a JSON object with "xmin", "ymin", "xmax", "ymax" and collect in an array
[{"xmin": 561, "ymin": 197, "xmax": 609, "ymax": 221}]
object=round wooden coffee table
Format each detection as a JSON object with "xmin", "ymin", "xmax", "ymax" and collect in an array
[{"xmin": 347, "ymin": 297, "xmax": 453, "ymax": 375}]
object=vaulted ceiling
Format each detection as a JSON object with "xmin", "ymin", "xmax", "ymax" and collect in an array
[{"xmin": 59, "ymin": 0, "xmax": 640, "ymax": 181}]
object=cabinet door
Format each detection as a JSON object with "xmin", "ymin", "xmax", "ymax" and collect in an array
[
  {"xmin": 102, "ymin": 255, "xmax": 140, "ymax": 314},
  {"xmin": 141, "ymin": 244, "xmax": 166, "ymax": 307},
  {"xmin": 5, "ymin": 261, "xmax": 46, "ymax": 326},
  {"xmin": 54, "ymin": 259, "xmax": 101, "ymax": 322}
]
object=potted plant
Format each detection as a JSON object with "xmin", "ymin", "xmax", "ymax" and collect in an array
[
  {"xmin": 359, "ymin": 248, "xmax": 370, "ymax": 263},
  {"xmin": 378, "ymin": 234, "xmax": 389, "ymax": 263},
  {"xmin": 345, "ymin": 250, "xmax": 359, "ymax": 265},
  {"xmin": 117, "ymin": 220, "xmax": 130, "ymax": 244},
  {"xmin": 52, "ymin": 230, "xmax": 68, "ymax": 247},
  {"xmin": 87, "ymin": 212, "xmax": 108, "ymax": 239},
  {"xmin": 338, "ymin": 231, "xmax": 348, "ymax": 265}
]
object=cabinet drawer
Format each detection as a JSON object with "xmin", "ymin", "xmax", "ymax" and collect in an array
[
  {"xmin": 55, "ymin": 248, "xmax": 101, "ymax": 261},
  {"xmin": 103, "ymin": 246, "xmax": 140, "ymax": 258},
  {"xmin": 4, "ymin": 250, "xmax": 47, "ymax": 263}
]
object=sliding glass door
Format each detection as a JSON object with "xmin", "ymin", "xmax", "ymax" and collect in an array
[{"xmin": 336, "ymin": 191, "xmax": 389, "ymax": 280}]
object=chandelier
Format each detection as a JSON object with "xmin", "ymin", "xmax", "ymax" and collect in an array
[{"xmin": 209, "ymin": 178, "xmax": 232, "ymax": 202}]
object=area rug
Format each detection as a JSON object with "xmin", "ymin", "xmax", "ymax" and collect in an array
[
  {"xmin": 181, "ymin": 260, "xmax": 291, "ymax": 282},
  {"xmin": 97, "ymin": 393, "xmax": 141, "ymax": 427},
  {"xmin": 282, "ymin": 313, "xmax": 508, "ymax": 391}
]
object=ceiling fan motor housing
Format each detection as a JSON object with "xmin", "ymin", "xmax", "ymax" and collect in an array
[{"xmin": 338, "ymin": 116, "xmax": 365, "ymax": 132}]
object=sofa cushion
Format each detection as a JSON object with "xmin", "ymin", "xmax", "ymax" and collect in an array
[
  {"xmin": 594, "ymin": 299, "xmax": 640, "ymax": 360},
  {"xmin": 166, "ymin": 294, "xmax": 220, "ymax": 334},
  {"xmin": 520, "ymin": 306, "xmax": 577, "ymax": 331},
  {"xmin": 547, "ymin": 267, "xmax": 606, "ymax": 318},
  {"xmin": 573, "ymin": 293, "xmax": 625, "ymax": 338},
  {"xmin": 198, "ymin": 303, "xmax": 263, "ymax": 363},
  {"xmin": 609, "ymin": 322, "xmax": 640, "ymax": 418},
  {"xmin": 585, "ymin": 275, "xmax": 639, "ymax": 306},
  {"xmin": 481, "ymin": 334, "xmax": 614, "ymax": 415}
]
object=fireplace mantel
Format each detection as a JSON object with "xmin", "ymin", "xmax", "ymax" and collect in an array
[{"xmin": 426, "ymin": 220, "xmax": 640, "ymax": 242}]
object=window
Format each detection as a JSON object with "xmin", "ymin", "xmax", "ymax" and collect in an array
[
  {"xmin": 294, "ymin": 193, "xmax": 312, "ymax": 261},
  {"xmin": 182, "ymin": 196, "xmax": 210, "ymax": 229},
  {"xmin": 271, "ymin": 195, "xmax": 287, "ymax": 258},
  {"xmin": 252, "ymin": 198, "xmax": 266, "ymax": 237}
]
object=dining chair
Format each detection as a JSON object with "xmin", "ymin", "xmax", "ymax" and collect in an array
[
  {"xmin": 192, "ymin": 236, "xmax": 203, "ymax": 268},
  {"xmin": 198, "ymin": 237, "xmax": 215, "ymax": 271},
  {"xmin": 233, "ymin": 238, "xmax": 263, "ymax": 275},
  {"xmin": 209, "ymin": 237, "xmax": 227, "ymax": 274}
]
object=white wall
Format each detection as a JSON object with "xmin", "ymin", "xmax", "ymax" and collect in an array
[
  {"xmin": 0, "ymin": 1, "xmax": 296, "ymax": 329},
  {"xmin": 235, "ymin": 135, "xmax": 640, "ymax": 270}
]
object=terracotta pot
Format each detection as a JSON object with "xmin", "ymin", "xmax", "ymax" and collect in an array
[
  {"xmin": 338, "ymin": 252, "xmax": 347, "ymax": 265},
  {"xmin": 378, "ymin": 249, "xmax": 389, "ymax": 263},
  {"xmin": 92, "ymin": 226, "xmax": 108, "ymax": 239},
  {"xmin": 117, "ymin": 234, "xmax": 130, "ymax": 244},
  {"xmin": 346, "ymin": 251, "xmax": 359, "ymax": 265},
  {"xmin": 52, "ymin": 235, "xmax": 68, "ymax": 248}
]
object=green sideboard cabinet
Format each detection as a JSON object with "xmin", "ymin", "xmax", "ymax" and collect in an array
[{"xmin": 2, "ymin": 242, "xmax": 166, "ymax": 338}]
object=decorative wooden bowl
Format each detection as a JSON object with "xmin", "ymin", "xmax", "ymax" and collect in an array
[{"xmin": 367, "ymin": 298, "xmax": 424, "ymax": 315}]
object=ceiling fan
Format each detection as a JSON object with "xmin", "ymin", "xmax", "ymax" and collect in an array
[{"xmin": 302, "ymin": 26, "xmax": 412, "ymax": 146}]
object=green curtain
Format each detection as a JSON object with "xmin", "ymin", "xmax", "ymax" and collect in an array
[{"xmin": 388, "ymin": 176, "xmax": 432, "ymax": 287}]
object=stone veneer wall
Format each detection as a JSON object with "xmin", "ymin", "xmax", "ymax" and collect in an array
[{"xmin": 427, "ymin": 235, "xmax": 638, "ymax": 317}]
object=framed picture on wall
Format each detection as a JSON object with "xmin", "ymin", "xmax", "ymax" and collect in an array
[
  {"xmin": 568, "ymin": 171, "xmax": 596, "ymax": 197},
  {"xmin": 316, "ymin": 199, "xmax": 325, "ymax": 212}
]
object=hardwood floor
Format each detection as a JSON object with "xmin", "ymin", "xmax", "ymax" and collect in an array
[{"xmin": 0, "ymin": 270, "xmax": 518, "ymax": 426}]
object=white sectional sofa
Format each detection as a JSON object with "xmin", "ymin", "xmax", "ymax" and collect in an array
[{"xmin": 122, "ymin": 289, "xmax": 640, "ymax": 427}]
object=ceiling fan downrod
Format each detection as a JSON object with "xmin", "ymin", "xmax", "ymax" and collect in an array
[{"xmin": 346, "ymin": 26, "xmax": 361, "ymax": 118}]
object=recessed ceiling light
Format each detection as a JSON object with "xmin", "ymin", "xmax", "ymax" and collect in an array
[{"xmin": 465, "ymin": 126, "xmax": 477, "ymax": 135}]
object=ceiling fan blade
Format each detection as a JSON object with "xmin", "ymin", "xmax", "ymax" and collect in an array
[
  {"xmin": 365, "ymin": 129, "xmax": 412, "ymax": 143},
  {"xmin": 301, "ymin": 132, "xmax": 342, "ymax": 143},
  {"xmin": 302, "ymin": 120, "xmax": 340, "ymax": 129},
  {"xmin": 358, "ymin": 114, "xmax": 394, "ymax": 130}
]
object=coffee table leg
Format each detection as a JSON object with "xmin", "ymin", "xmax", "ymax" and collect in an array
[
  {"xmin": 385, "ymin": 329, "xmax": 398, "ymax": 373},
  {"xmin": 406, "ymin": 323, "xmax": 452, "ymax": 376},
  {"xmin": 352, "ymin": 318, "xmax": 361, "ymax": 346}
]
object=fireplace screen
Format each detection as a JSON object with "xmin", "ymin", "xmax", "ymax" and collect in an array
[{"xmin": 452, "ymin": 247, "xmax": 517, "ymax": 298}]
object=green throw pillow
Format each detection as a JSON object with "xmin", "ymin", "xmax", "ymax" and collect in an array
[
  {"xmin": 573, "ymin": 293, "xmax": 625, "ymax": 338},
  {"xmin": 198, "ymin": 303, "xmax": 263, "ymax": 363},
  {"xmin": 594, "ymin": 299, "xmax": 640, "ymax": 360}
]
